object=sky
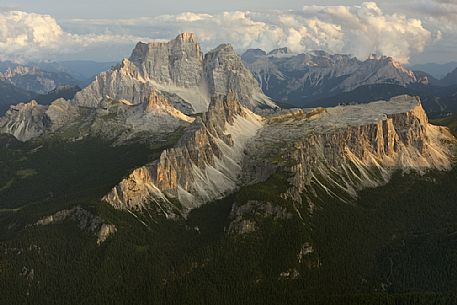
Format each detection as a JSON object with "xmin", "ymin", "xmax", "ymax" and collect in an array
[{"xmin": 0, "ymin": 0, "xmax": 456, "ymax": 64}]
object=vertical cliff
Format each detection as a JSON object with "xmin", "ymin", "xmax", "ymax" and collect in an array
[
  {"xmin": 73, "ymin": 33, "xmax": 276, "ymax": 114},
  {"xmin": 104, "ymin": 93, "xmax": 263, "ymax": 215},
  {"xmin": 104, "ymin": 95, "xmax": 454, "ymax": 216},
  {"xmin": 242, "ymin": 95, "xmax": 454, "ymax": 209}
]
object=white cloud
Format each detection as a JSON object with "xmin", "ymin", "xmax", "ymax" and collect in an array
[
  {"xmin": 0, "ymin": 3, "xmax": 437, "ymax": 63},
  {"xmin": 0, "ymin": 10, "xmax": 146, "ymax": 61}
]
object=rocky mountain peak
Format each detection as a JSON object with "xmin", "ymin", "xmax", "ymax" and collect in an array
[
  {"xmin": 104, "ymin": 93, "xmax": 264, "ymax": 214},
  {"xmin": 268, "ymin": 47, "xmax": 290, "ymax": 56},
  {"xmin": 204, "ymin": 44, "xmax": 278, "ymax": 112},
  {"xmin": 128, "ymin": 32, "xmax": 203, "ymax": 87},
  {"xmin": 0, "ymin": 100, "xmax": 50, "ymax": 141},
  {"xmin": 244, "ymin": 49, "xmax": 419, "ymax": 105},
  {"xmin": 176, "ymin": 32, "xmax": 198, "ymax": 43},
  {"xmin": 241, "ymin": 49, "xmax": 267, "ymax": 64},
  {"xmin": 104, "ymin": 94, "xmax": 455, "ymax": 217},
  {"xmin": 73, "ymin": 33, "xmax": 275, "ymax": 114}
]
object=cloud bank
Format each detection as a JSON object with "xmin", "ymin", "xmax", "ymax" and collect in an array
[
  {"xmin": 0, "ymin": 10, "xmax": 146, "ymax": 61},
  {"xmin": 0, "ymin": 2, "xmax": 440, "ymax": 63}
]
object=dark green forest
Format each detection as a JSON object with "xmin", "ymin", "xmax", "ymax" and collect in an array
[{"xmin": 1, "ymin": 121, "xmax": 457, "ymax": 304}]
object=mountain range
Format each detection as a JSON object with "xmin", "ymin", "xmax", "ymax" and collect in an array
[
  {"xmin": 1, "ymin": 33, "xmax": 457, "ymax": 305},
  {"xmin": 242, "ymin": 48, "xmax": 457, "ymax": 117},
  {"xmin": 0, "ymin": 60, "xmax": 116, "ymax": 115}
]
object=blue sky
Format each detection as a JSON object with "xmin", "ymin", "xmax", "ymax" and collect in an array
[{"xmin": 0, "ymin": 1, "xmax": 455, "ymax": 64}]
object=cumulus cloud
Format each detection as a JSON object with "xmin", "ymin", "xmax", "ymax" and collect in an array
[
  {"xmin": 62, "ymin": 2, "xmax": 431, "ymax": 63},
  {"xmin": 0, "ymin": 2, "xmax": 435, "ymax": 63},
  {"xmin": 0, "ymin": 10, "xmax": 146, "ymax": 61}
]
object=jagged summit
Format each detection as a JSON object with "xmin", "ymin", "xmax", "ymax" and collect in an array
[
  {"xmin": 243, "ymin": 48, "xmax": 419, "ymax": 105},
  {"xmin": 0, "ymin": 32, "xmax": 277, "ymax": 143},
  {"xmin": 104, "ymin": 94, "xmax": 455, "ymax": 216},
  {"xmin": 104, "ymin": 92, "xmax": 264, "ymax": 214},
  {"xmin": 204, "ymin": 44, "xmax": 278, "ymax": 112},
  {"xmin": 129, "ymin": 33, "xmax": 204, "ymax": 88},
  {"xmin": 176, "ymin": 32, "xmax": 198, "ymax": 43},
  {"xmin": 73, "ymin": 32, "xmax": 276, "ymax": 114}
]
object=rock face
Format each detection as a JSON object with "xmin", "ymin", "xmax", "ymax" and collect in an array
[
  {"xmin": 0, "ymin": 33, "xmax": 276, "ymax": 143},
  {"xmin": 204, "ymin": 44, "xmax": 277, "ymax": 112},
  {"xmin": 0, "ymin": 100, "xmax": 50, "ymax": 141},
  {"xmin": 0, "ymin": 63, "xmax": 80, "ymax": 94},
  {"xmin": 103, "ymin": 93, "xmax": 263, "ymax": 215},
  {"xmin": 74, "ymin": 33, "xmax": 276, "ymax": 114},
  {"xmin": 0, "ymin": 91, "xmax": 193, "ymax": 143},
  {"xmin": 130, "ymin": 32, "xmax": 203, "ymax": 88},
  {"xmin": 242, "ymin": 95, "xmax": 454, "ymax": 208},
  {"xmin": 242, "ymin": 49, "xmax": 419, "ymax": 106},
  {"xmin": 104, "ymin": 94, "xmax": 454, "ymax": 216},
  {"xmin": 36, "ymin": 206, "xmax": 117, "ymax": 245}
]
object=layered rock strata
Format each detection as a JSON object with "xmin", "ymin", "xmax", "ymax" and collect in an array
[
  {"xmin": 103, "ymin": 93, "xmax": 263, "ymax": 215},
  {"xmin": 74, "ymin": 32, "xmax": 276, "ymax": 114},
  {"xmin": 242, "ymin": 95, "xmax": 454, "ymax": 208}
]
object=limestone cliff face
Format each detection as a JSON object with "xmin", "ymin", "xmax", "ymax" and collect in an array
[
  {"xmin": 0, "ymin": 100, "xmax": 50, "ymax": 141},
  {"xmin": 204, "ymin": 44, "xmax": 278, "ymax": 112},
  {"xmin": 130, "ymin": 32, "xmax": 204, "ymax": 87},
  {"xmin": 73, "ymin": 33, "xmax": 275, "ymax": 114},
  {"xmin": 72, "ymin": 59, "xmax": 156, "ymax": 109},
  {"xmin": 242, "ymin": 95, "xmax": 454, "ymax": 208},
  {"xmin": 0, "ymin": 91, "xmax": 193, "ymax": 143},
  {"xmin": 104, "ymin": 95, "xmax": 454, "ymax": 217},
  {"xmin": 103, "ymin": 93, "xmax": 263, "ymax": 214}
]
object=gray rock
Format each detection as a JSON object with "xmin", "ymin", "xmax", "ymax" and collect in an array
[
  {"xmin": 103, "ymin": 93, "xmax": 264, "ymax": 214},
  {"xmin": 36, "ymin": 206, "xmax": 116, "ymax": 245}
]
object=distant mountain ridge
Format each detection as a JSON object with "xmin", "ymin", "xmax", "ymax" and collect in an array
[
  {"xmin": 0, "ymin": 62, "xmax": 81, "ymax": 94},
  {"xmin": 242, "ymin": 49, "xmax": 418, "ymax": 104},
  {"xmin": 408, "ymin": 62, "xmax": 457, "ymax": 79},
  {"xmin": 242, "ymin": 48, "xmax": 457, "ymax": 116}
]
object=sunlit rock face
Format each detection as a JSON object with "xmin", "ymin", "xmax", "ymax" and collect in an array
[
  {"xmin": 74, "ymin": 32, "xmax": 276, "ymax": 114},
  {"xmin": 0, "ymin": 33, "xmax": 276, "ymax": 143},
  {"xmin": 242, "ymin": 95, "xmax": 454, "ymax": 208},
  {"xmin": 103, "ymin": 93, "xmax": 264, "ymax": 215},
  {"xmin": 104, "ymin": 94, "xmax": 455, "ymax": 217}
]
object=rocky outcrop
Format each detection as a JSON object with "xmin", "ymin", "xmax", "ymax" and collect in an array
[
  {"xmin": 36, "ymin": 206, "xmax": 117, "ymax": 245},
  {"xmin": 0, "ymin": 91, "xmax": 193, "ymax": 143},
  {"xmin": 104, "ymin": 95, "xmax": 454, "ymax": 217},
  {"xmin": 228, "ymin": 200, "xmax": 293, "ymax": 235},
  {"xmin": 242, "ymin": 95, "xmax": 454, "ymax": 209},
  {"xmin": 104, "ymin": 93, "xmax": 263, "ymax": 215},
  {"xmin": 0, "ymin": 100, "xmax": 50, "ymax": 141},
  {"xmin": 0, "ymin": 33, "xmax": 276, "ymax": 143},
  {"xmin": 204, "ymin": 44, "xmax": 278, "ymax": 112},
  {"xmin": 74, "ymin": 33, "xmax": 276, "ymax": 114}
]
